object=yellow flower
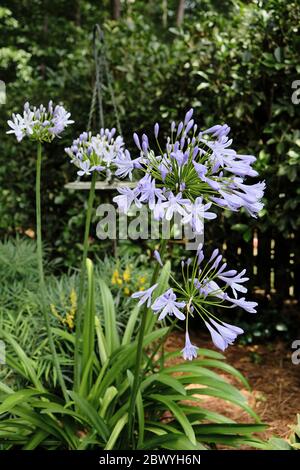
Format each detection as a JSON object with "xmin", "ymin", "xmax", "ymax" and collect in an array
[
  {"xmin": 111, "ymin": 269, "xmax": 120, "ymax": 285},
  {"xmin": 123, "ymin": 266, "xmax": 131, "ymax": 282},
  {"xmin": 117, "ymin": 278, "xmax": 123, "ymax": 286},
  {"xmin": 50, "ymin": 304, "xmax": 63, "ymax": 323},
  {"xmin": 70, "ymin": 289, "xmax": 77, "ymax": 311},
  {"xmin": 65, "ymin": 314, "xmax": 75, "ymax": 330},
  {"xmin": 65, "ymin": 289, "xmax": 77, "ymax": 330},
  {"xmin": 50, "ymin": 289, "xmax": 77, "ymax": 331},
  {"xmin": 138, "ymin": 276, "xmax": 146, "ymax": 285},
  {"xmin": 124, "ymin": 287, "xmax": 130, "ymax": 296}
]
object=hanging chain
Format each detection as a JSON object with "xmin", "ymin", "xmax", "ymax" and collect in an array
[
  {"xmin": 101, "ymin": 43, "xmax": 122, "ymax": 135},
  {"xmin": 87, "ymin": 83, "xmax": 97, "ymax": 132},
  {"xmin": 87, "ymin": 24, "xmax": 122, "ymax": 135}
]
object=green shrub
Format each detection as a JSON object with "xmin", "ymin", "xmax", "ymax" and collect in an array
[{"xmin": 0, "ymin": 260, "xmax": 268, "ymax": 450}]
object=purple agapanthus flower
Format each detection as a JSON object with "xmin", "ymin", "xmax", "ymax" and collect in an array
[
  {"xmin": 153, "ymin": 250, "xmax": 163, "ymax": 266},
  {"xmin": 147, "ymin": 244, "xmax": 258, "ymax": 356},
  {"xmin": 66, "ymin": 128, "xmax": 131, "ymax": 180},
  {"xmin": 162, "ymin": 192, "xmax": 189, "ymax": 221},
  {"xmin": 182, "ymin": 197, "xmax": 217, "ymax": 234},
  {"xmin": 138, "ymin": 175, "xmax": 165, "ymax": 211},
  {"xmin": 77, "ymin": 160, "xmax": 92, "ymax": 176},
  {"xmin": 205, "ymin": 319, "xmax": 244, "ymax": 351},
  {"xmin": 113, "ymin": 108, "xmax": 265, "ymax": 235},
  {"xmin": 114, "ymin": 150, "xmax": 135, "ymax": 180},
  {"xmin": 113, "ymin": 187, "xmax": 141, "ymax": 213},
  {"xmin": 181, "ymin": 331, "xmax": 198, "ymax": 360},
  {"xmin": 49, "ymin": 104, "xmax": 74, "ymax": 136},
  {"xmin": 7, "ymin": 101, "xmax": 73, "ymax": 142},
  {"xmin": 130, "ymin": 243, "xmax": 257, "ymax": 357},
  {"xmin": 151, "ymin": 288, "xmax": 186, "ymax": 321},
  {"xmin": 131, "ymin": 284, "xmax": 158, "ymax": 307},
  {"xmin": 227, "ymin": 296, "xmax": 258, "ymax": 313},
  {"xmin": 218, "ymin": 268, "xmax": 249, "ymax": 298}
]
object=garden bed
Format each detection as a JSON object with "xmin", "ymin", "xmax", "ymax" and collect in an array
[{"xmin": 166, "ymin": 332, "xmax": 300, "ymax": 441}]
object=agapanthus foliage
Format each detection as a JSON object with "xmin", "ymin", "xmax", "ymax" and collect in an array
[
  {"xmin": 7, "ymin": 101, "xmax": 73, "ymax": 142},
  {"xmin": 65, "ymin": 128, "xmax": 137, "ymax": 179},
  {"xmin": 113, "ymin": 109, "xmax": 265, "ymax": 233},
  {"xmin": 132, "ymin": 244, "xmax": 257, "ymax": 358}
]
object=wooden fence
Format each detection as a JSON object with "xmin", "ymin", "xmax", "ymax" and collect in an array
[{"xmin": 222, "ymin": 229, "xmax": 300, "ymax": 303}]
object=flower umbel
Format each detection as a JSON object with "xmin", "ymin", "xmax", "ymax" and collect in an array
[
  {"xmin": 7, "ymin": 101, "xmax": 74, "ymax": 142},
  {"xmin": 65, "ymin": 128, "xmax": 135, "ymax": 179},
  {"xmin": 113, "ymin": 109, "xmax": 265, "ymax": 234},
  {"xmin": 131, "ymin": 246, "xmax": 257, "ymax": 358}
]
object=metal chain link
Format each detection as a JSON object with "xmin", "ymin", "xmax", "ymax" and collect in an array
[
  {"xmin": 102, "ymin": 49, "xmax": 122, "ymax": 135},
  {"xmin": 87, "ymin": 24, "xmax": 122, "ymax": 135},
  {"xmin": 87, "ymin": 82, "xmax": 97, "ymax": 132}
]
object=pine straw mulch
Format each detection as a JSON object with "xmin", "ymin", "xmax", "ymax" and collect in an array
[{"xmin": 165, "ymin": 331, "xmax": 300, "ymax": 442}]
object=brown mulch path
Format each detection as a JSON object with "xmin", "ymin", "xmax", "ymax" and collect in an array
[{"xmin": 165, "ymin": 331, "xmax": 300, "ymax": 441}]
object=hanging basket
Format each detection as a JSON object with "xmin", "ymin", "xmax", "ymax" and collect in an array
[{"xmin": 65, "ymin": 24, "xmax": 128, "ymax": 191}]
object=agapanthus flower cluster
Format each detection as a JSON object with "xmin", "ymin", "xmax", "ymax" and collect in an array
[
  {"xmin": 7, "ymin": 101, "xmax": 74, "ymax": 142},
  {"xmin": 113, "ymin": 109, "xmax": 265, "ymax": 233},
  {"xmin": 65, "ymin": 128, "xmax": 137, "ymax": 179},
  {"xmin": 132, "ymin": 245, "xmax": 258, "ymax": 359}
]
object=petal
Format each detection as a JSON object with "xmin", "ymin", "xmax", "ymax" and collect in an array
[{"xmin": 205, "ymin": 322, "xmax": 227, "ymax": 351}]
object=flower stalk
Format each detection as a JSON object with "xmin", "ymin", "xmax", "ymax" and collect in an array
[
  {"xmin": 36, "ymin": 142, "xmax": 68, "ymax": 401},
  {"xmin": 74, "ymin": 171, "xmax": 97, "ymax": 392},
  {"xmin": 127, "ymin": 237, "xmax": 168, "ymax": 447}
]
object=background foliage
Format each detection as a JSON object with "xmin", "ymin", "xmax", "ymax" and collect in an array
[{"xmin": 0, "ymin": 0, "xmax": 299, "ymax": 337}]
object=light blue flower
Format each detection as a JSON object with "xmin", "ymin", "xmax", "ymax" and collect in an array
[
  {"xmin": 138, "ymin": 175, "xmax": 165, "ymax": 211},
  {"xmin": 131, "ymin": 284, "xmax": 158, "ymax": 307},
  {"xmin": 205, "ymin": 319, "xmax": 244, "ymax": 351},
  {"xmin": 115, "ymin": 150, "xmax": 134, "ymax": 180},
  {"xmin": 218, "ymin": 268, "xmax": 249, "ymax": 298},
  {"xmin": 48, "ymin": 105, "xmax": 74, "ymax": 136},
  {"xmin": 162, "ymin": 192, "xmax": 189, "ymax": 221},
  {"xmin": 66, "ymin": 128, "xmax": 129, "ymax": 179},
  {"xmin": 124, "ymin": 109, "xmax": 265, "ymax": 225},
  {"xmin": 7, "ymin": 113, "xmax": 26, "ymax": 142},
  {"xmin": 182, "ymin": 197, "xmax": 217, "ymax": 234},
  {"xmin": 153, "ymin": 250, "xmax": 163, "ymax": 266},
  {"xmin": 113, "ymin": 187, "xmax": 141, "ymax": 214},
  {"xmin": 181, "ymin": 331, "xmax": 198, "ymax": 360},
  {"xmin": 151, "ymin": 288, "xmax": 186, "ymax": 321},
  {"xmin": 7, "ymin": 101, "xmax": 73, "ymax": 143},
  {"xmin": 77, "ymin": 160, "xmax": 92, "ymax": 176},
  {"xmin": 227, "ymin": 296, "xmax": 258, "ymax": 313}
]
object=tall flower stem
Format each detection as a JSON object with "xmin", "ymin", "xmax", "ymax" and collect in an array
[
  {"xmin": 74, "ymin": 172, "xmax": 97, "ymax": 392},
  {"xmin": 36, "ymin": 142, "xmax": 68, "ymax": 401},
  {"xmin": 127, "ymin": 237, "xmax": 168, "ymax": 447}
]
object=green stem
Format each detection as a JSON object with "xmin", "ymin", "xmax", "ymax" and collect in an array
[
  {"xmin": 144, "ymin": 317, "xmax": 178, "ymax": 374},
  {"xmin": 36, "ymin": 142, "xmax": 68, "ymax": 401},
  {"xmin": 127, "ymin": 237, "xmax": 168, "ymax": 448},
  {"xmin": 74, "ymin": 172, "xmax": 97, "ymax": 392}
]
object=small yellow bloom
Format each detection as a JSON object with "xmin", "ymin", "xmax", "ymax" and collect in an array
[
  {"xmin": 138, "ymin": 276, "xmax": 146, "ymax": 285},
  {"xmin": 70, "ymin": 289, "xmax": 77, "ymax": 310},
  {"xmin": 111, "ymin": 269, "xmax": 120, "ymax": 285},
  {"xmin": 65, "ymin": 314, "xmax": 75, "ymax": 330},
  {"xmin": 64, "ymin": 289, "xmax": 77, "ymax": 330},
  {"xmin": 50, "ymin": 304, "xmax": 63, "ymax": 323},
  {"xmin": 123, "ymin": 266, "xmax": 131, "ymax": 282},
  {"xmin": 117, "ymin": 278, "xmax": 123, "ymax": 286},
  {"xmin": 124, "ymin": 287, "xmax": 130, "ymax": 296}
]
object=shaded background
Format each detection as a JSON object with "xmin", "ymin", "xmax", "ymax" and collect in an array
[{"xmin": 0, "ymin": 0, "xmax": 299, "ymax": 339}]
